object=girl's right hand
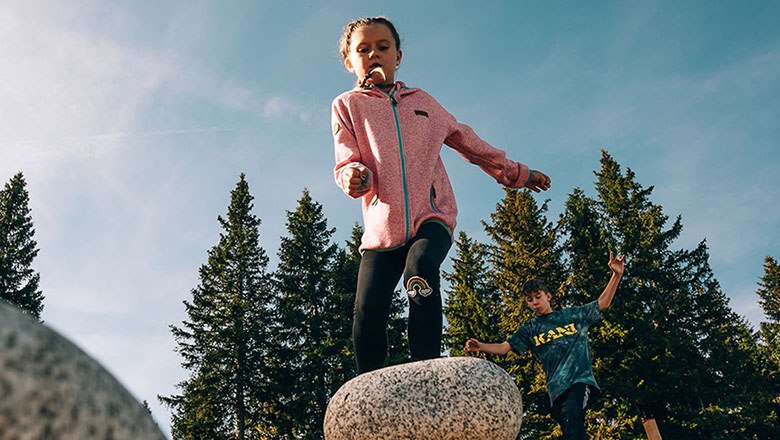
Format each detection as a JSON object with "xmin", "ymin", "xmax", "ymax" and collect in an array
[{"xmin": 342, "ymin": 165, "xmax": 368, "ymax": 191}]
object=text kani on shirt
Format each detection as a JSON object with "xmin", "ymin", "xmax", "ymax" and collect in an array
[{"xmin": 532, "ymin": 323, "xmax": 578, "ymax": 347}]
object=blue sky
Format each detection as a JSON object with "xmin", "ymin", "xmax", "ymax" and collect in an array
[{"xmin": 2, "ymin": 1, "xmax": 778, "ymax": 435}]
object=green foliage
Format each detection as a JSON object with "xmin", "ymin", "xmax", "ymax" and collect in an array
[
  {"xmin": 161, "ymin": 174, "xmax": 275, "ymax": 439},
  {"xmin": 160, "ymin": 152, "xmax": 778, "ymax": 438},
  {"xmin": 443, "ymin": 231, "xmax": 501, "ymax": 358},
  {"xmin": 561, "ymin": 151, "xmax": 772, "ymax": 438},
  {"xmin": 482, "ymin": 188, "xmax": 565, "ymax": 437},
  {"xmin": 0, "ymin": 172, "xmax": 44, "ymax": 319},
  {"xmin": 386, "ymin": 288, "xmax": 410, "ymax": 367},
  {"xmin": 270, "ymin": 189, "xmax": 353, "ymax": 439},
  {"xmin": 449, "ymin": 151, "xmax": 776, "ymax": 438},
  {"xmin": 329, "ymin": 222, "xmax": 407, "ymax": 370},
  {"xmin": 756, "ymin": 256, "xmax": 780, "ymax": 434}
]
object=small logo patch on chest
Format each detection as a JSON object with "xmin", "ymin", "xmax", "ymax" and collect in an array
[{"xmin": 414, "ymin": 110, "xmax": 429, "ymax": 118}]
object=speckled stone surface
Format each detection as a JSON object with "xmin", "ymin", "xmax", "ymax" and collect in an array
[
  {"xmin": 0, "ymin": 301, "xmax": 167, "ymax": 440},
  {"xmin": 324, "ymin": 357, "xmax": 523, "ymax": 440}
]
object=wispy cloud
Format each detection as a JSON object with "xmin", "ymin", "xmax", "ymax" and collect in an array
[
  {"xmin": 0, "ymin": 4, "xmax": 307, "ymax": 172},
  {"xmin": 262, "ymin": 95, "xmax": 318, "ymax": 124}
]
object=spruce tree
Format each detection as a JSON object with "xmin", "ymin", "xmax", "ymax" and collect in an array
[
  {"xmin": 561, "ymin": 151, "xmax": 770, "ymax": 438},
  {"xmin": 327, "ymin": 224, "xmax": 363, "ymax": 382},
  {"xmin": 758, "ymin": 256, "xmax": 780, "ymax": 365},
  {"xmin": 385, "ymin": 287, "xmax": 410, "ymax": 367},
  {"xmin": 271, "ymin": 189, "xmax": 350, "ymax": 439},
  {"xmin": 330, "ymin": 223, "xmax": 408, "ymax": 370},
  {"xmin": 756, "ymin": 256, "xmax": 780, "ymax": 433},
  {"xmin": 0, "ymin": 172, "xmax": 44, "ymax": 319},
  {"xmin": 443, "ymin": 231, "xmax": 501, "ymax": 358},
  {"xmin": 561, "ymin": 187, "xmax": 638, "ymax": 437},
  {"xmin": 161, "ymin": 174, "xmax": 275, "ymax": 439},
  {"xmin": 482, "ymin": 188, "xmax": 565, "ymax": 438}
]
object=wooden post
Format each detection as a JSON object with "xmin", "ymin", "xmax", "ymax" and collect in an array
[{"xmin": 642, "ymin": 418, "xmax": 662, "ymax": 440}]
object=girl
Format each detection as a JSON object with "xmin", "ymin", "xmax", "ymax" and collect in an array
[{"xmin": 332, "ymin": 16, "xmax": 551, "ymax": 374}]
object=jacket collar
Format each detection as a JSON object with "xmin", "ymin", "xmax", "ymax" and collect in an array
[{"xmin": 353, "ymin": 81, "xmax": 417, "ymax": 97}]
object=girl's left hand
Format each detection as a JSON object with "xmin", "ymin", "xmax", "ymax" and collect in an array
[{"xmin": 526, "ymin": 170, "xmax": 551, "ymax": 192}]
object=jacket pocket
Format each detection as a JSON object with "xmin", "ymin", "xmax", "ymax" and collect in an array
[{"xmin": 429, "ymin": 185, "xmax": 440, "ymax": 213}]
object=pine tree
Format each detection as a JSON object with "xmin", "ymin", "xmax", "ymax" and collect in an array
[
  {"xmin": 756, "ymin": 256, "xmax": 780, "ymax": 433},
  {"xmin": 386, "ymin": 287, "xmax": 410, "ymax": 367},
  {"xmin": 482, "ymin": 188, "xmax": 565, "ymax": 438},
  {"xmin": 160, "ymin": 174, "xmax": 275, "ymax": 439},
  {"xmin": 0, "ymin": 172, "xmax": 44, "ymax": 319},
  {"xmin": 327, "ymin": 224, "xmax": 363, "ymax": 382},
  {"xmin": 561, "ymin": 187, "xmax": 638, "ymax": 437},
  {"xmin": 271, "ymin": 189, "xmax": 351, "ymax": 439},
  {"xmin": 337, "ymin": 224, "xmax": 408, "ymax": 367},
  {"xmin": 758, "ymin": 256, "xmax": 780, "ymax": 364},
  {"xmin": 561, "ymin": 151, "xmax": 770, "ymax": 438},
  {"xmin": 443, "ymin": 231, "xmax": 501, "ymax": 358},
  {"xmin": 330, "ymin": 224, "xmax": 408, "ymax": 370}
]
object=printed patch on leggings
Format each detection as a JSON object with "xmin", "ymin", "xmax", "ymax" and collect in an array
[{"xmin": 406, "ymin": 276, "xmax": 433, "ymax": 298}]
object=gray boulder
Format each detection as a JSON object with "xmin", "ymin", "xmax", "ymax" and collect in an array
[
  {"xmin": 0, "ymin": 301, "xmax": 167, "ymax": 440},
  {"xmin": 324, "ymin": 356, "xmax": 522, "ymax": 440}
]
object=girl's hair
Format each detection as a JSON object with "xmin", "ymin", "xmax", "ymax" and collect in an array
[{"xmin": 339, "ymin": 16, "xmax": 401, "ymax": 60}]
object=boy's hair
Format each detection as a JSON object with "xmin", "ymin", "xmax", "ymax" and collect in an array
[
  {"xmin": 521, "ymin": 279, "xmax": 549, "ymax": 296},
  {"xmin": 339, "ymin": 16, "xmax": 401, "ymax": 60}
]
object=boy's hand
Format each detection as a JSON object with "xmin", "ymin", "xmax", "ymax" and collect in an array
[
  {"xmin": 609, "ymin": 251, "xmax": 625, "ymax": 276},
  {"xmin": 526, "ymin": 170, "xmax": 551, "ymax": 193},
  {"xmin": 464, "ymin": 338, "xmax": 481, "ymax": 352}
]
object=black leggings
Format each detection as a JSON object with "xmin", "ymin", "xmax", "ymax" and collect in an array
[{"xmin": 353, "ymin": 222, "xmax": 452, "ymax": 374}]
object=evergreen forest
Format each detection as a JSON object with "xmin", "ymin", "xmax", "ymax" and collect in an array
[{"xmin": 2, "ymin": 152, "xmax": 778, "ymax": 439}]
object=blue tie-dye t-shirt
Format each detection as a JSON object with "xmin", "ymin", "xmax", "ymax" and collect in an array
[{"xmin": 508, "ymin": 301, "xmax": 601, "ymax": 404}]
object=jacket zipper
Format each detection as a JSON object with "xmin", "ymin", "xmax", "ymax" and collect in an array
[{"xmin": 379, "ymin": 87, "xmax": 410, "ymax": 243}]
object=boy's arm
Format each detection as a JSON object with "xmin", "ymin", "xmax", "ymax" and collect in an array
[
  {"xmin": 464, "ymin": 338, "xmax": 512, "ymax": 356},
  {"xmin": 598, "ymin": 251, "xmax": 626, "ymax": 311}
]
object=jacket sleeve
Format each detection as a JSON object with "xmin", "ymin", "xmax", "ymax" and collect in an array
[
  {"xmin": 332, "ymin": 97, "xmax": 373, "ymax": 198},
  {"xmin": 442, "ymin": 111, "xmax": 531, "ymax": 188}
]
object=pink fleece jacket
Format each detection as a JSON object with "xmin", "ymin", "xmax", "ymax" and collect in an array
[{"xmin": 332, "ymin": 82, "xmax": 531, "ymax": 251}]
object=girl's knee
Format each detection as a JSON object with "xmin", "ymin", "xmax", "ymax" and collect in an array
[{"xmin": 404, "ymin": 274, "xmax": 438, "ymax": 301}]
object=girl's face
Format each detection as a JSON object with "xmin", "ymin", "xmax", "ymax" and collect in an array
[{"xmin": 344, "ymin": 24, "xmax": 402, "ymax": 86}]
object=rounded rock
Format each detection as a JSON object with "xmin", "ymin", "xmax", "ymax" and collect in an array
[
  {"xmin": 0, "ymin": 301, "xmax": 167, "ymax": 440},
  {"xmin": 324, "ymin": 356, "xmax": 523, "ymax": 440}
]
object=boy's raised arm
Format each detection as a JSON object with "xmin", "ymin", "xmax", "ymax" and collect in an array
[{"xmin": 598, "ymin": 251, "xmax": 625, "ymax": 311}]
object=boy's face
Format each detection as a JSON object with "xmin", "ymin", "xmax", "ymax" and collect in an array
[
  {"xmin": 345, "ymin": 24, "xmax": 402, "ymax": 86},
  {"xmin": 525, "ymin": 290, "xmax": 553, "ymax": 316}
]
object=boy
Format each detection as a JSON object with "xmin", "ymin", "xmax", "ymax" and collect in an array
[{"xmin": 464, "ymin": 252, "xmax": 625, "ymax": 440}]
